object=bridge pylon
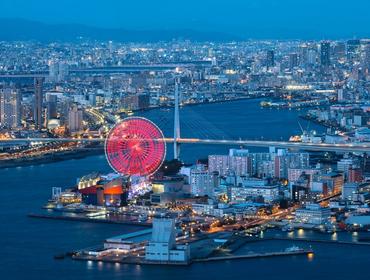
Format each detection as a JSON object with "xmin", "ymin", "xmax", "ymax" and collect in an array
[{"xmin": 173, "ymin": 79, "xmax": 181, "ymax": 160}]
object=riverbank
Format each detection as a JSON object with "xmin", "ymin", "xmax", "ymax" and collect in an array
[
  {"xmin": 28, "ymin": 213, "xmax": 151, "ymax": 227},
  {"xmin": 133, "ymin": 94, "xmax": 264, "ymax": 113},
  {"xmin": 0, "ymin": 146, "xmax": 104, "ymax": 169}
]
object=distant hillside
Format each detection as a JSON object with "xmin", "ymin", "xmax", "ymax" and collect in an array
[{"xmin": 0, "ymin": 18, "xmax": 240, "ymax": 42}]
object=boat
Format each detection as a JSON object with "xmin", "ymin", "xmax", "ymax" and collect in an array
[
  {"xmin": 285, "ymin": 245, "xmax": 304, "ymax": 253},
  {"xmin": 282, "ymin": 224, "xmax": 294, "ymax": 232},
  {"xmin": 138, "ymin": 214, "xmax": 148, "ymax": 222}
]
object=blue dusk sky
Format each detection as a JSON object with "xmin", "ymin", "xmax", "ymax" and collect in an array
[{"xmin": 0, "ymin": 0, "xmax": 369, "ymax": 38}]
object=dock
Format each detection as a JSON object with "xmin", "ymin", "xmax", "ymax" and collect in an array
[
  {"xmin": 28, "ymin": 213, "xmax": 151, "ymax": 227},
  {"xmin": 71, "ymin": 249, "xmax": 312, "ymax": 266},
  {"xmin": 193, "ymin": 249, "xmax": 313, "ymax": 262},
  {"xmin": 266, "ymin": 237, "xmax": 370, "ymax": 246}
]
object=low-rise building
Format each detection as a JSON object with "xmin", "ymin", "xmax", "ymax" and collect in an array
[
  {"xmin": 230, "ymin": 184, "xmax": 279, "ymax": 203},
  {"xmin": 295, "ymin": 204, "xmax": 331, "ymax": 225}
]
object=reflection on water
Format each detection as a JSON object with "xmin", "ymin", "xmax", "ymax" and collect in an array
[
  {"xmin": 307, "ymin": 252, "xmax": 315, "ymax": 261},
  {"xmin": 331, "ymin": 232, "xmax": 338, "ymax": 241}
]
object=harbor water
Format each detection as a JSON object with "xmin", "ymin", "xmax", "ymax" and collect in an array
[{"xmin": 1, "ymin": 99, "xmax": 369, "ymax": 280}]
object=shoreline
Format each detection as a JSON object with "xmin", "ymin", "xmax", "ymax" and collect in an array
[
  {"xmin": 28, "ymin": 213, "xmax": 151, "ymax": 227},
  {"xmin": 133, "ymin": 94, "xmax": 264, "ymax": 113},
  {"xmin": 0, "ymin": 147, "xmax": 104, "ymax": 169}
]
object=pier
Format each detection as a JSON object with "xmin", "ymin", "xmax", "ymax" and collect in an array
[
  {"xmin": 265, "ymin": 237, "xmax": 370, "ymax": 246},
  {"xmin": 28, "ymin": 213, "xmax": 151, "ymax": 227},
  {"xmin": 193, "ymin": 249, "xmax": 313, "ymax": 262}
]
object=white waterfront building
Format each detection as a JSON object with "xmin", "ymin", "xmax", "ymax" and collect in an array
[{"xmin": 145, "ymin": 219, "xmax": 190, "ymax": 263}]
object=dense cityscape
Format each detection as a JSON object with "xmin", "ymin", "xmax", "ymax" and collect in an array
[{"xmin": 1, "ymin": 1, "xmax": 370, "ymax": 279}]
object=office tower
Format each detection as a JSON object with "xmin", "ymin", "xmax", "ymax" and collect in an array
[
  {"xmin": 266, "ymin": 50, "xmax": 275, "ymax": 68},
  {"xmin": 365, "ymin": 43, "xmax": 370, "ymax": 71},
  {"xmin": 208, "ymin": 48, "xmax": 214, "ymax": 58},
  {"xmin": 299, "ymin": 44, "xmax": 308, "ymax": 65},
  {"xmin": 0, "ymin": 88, "xmax": 21, "ymax": 128},
  {"xmin": 189, "ymin": 164, "xmax": 215, "ymax": 197},
  {"xmin": 46, "ymin": 94, "xmax": 58, "ymax": 121},
  {"xmin": 348, "ymin": 168, "xmax": 363, "ymax": 183},
  {"xmin": 49, "ymin": 61, "xmax": 69, "ymax": 82},
  {"xmin": 274, "ymin": 151, "xmax": 310, "ymax": 179},
  {"xmin": 48, "ymin": 62, "xmax": 58, "ymax": 82},
  {"xmin": 68, "ymin": 105, "xmax": 83, "ymax": 133},
  {"xmin": 307, "ymin": 49, "xmax": 317, "ymax": 65},
  {"xmin": 333, "ymin": 42, "xmax": 346, "ymax": 61},
  {"xmin": 121, "ymin": 93, "xmax": 150, "ymax": 111},
  {"xmin": 34, "ymin": 77, "xmax": 44, "ymax": 130},
  {"xmin": 108, "ymin": 40, "xmax": 114, "ymax": 56},
  {"xmin": 320, "ymin": 41, "xmax": 331, "ymax": 66},
  {"xmin": 347, "ymin": 39, "xmax": 361, "ymax": 62},
  {"xmin": 289, "ymin": 53, "xmax": 298, "ymax": 70},
  {"xmin": 58, "ymin": 62, "xmax": 69, "ymax": 81},
  {"xmin": 337, "ymin": 89, "xmax": 345, "ymax": 102}
]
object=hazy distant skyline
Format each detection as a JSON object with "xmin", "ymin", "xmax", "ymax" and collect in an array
[{"xmin": 1, "ymin": 0, "xmax": 370, "ymax": 39}]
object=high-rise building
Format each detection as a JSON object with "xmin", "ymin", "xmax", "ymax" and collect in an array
[
  {"xmin": 333, "ymin": 42, "xmax": 346, "ymax": 61},
  {"xmin": 46, "ymin": 94, "xmax": 58, "ymax": 121},
  {"xmin": 315, "ymin": 172, "xmax": 344, "ymax": 194},
  {"xmin": 189, "ymin": 164, "xmax": 216, "ymax": 197},
  {"xmin": 299, "ymin": 44, "xmax": 309, "ymax": 65},
  {"xmin": 348, "ymin": 168, "xmax": 363, "ymax": 183},
  {"xmin": 274, "ymin": 150, "xmax": 310, "ymax": 179},
  {"xmin": 33, "ymin": 77, "xmax": 44, "ymax": 130},
  {"xmin": 121, "ymin": 93, "xmax": 150, "ymax": 111},
  {"xmin": 364, "ymin": 43, "xmax": 370, "ymax": 71},
  {"xmin": 208, "ymin": 153, "xmax": 253, "ymax": 177},
  {"xmin": 0, "ymin": 88, "xmax": 21, "ymax": 128},
  {"xmin": 266, "ymin": 50, "xmax": 275, "ymax": 68},
  {"xmin": 68, "ymin": 105, "xmax": 83, "ymax": 133},
  {"xmin": 49, "ymin": 61, "xmax": 69, "ymax": 82},
  {"xmin": 342, "ymin": 183, "xmax": 359, "ymax": 200},
  {"xmin": 289, "ymin": 53, "xmax": 298, "ymax": 70},
  {"xmin": 307, "ymin": 49, "xmax": 317, "ymax": 65},
  {"xmin": 347, "ymin": 39, "xmax": 361, "ymax": 62},
  {"xmin": 320, "ymin": 41, "xmax": 331, "ymax": 66}
]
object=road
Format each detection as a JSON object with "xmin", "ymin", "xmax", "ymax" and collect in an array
[{"xmin": 2, "ymin": 137, "xmax": 370, "ymax": 153}]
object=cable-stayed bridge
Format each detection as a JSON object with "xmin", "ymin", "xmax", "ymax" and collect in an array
[
  {"xmin": 1, "ymin": 137, "xmax": 370, "ymax": 153},
  {"xmin": 1, "ymin": 81, "xmax": 369, "ymax": 154}
]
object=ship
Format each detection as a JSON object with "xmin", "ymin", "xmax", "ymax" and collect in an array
[{"xmin": 285, "ymin": 245, "xmax": 305, "ymax": 252}]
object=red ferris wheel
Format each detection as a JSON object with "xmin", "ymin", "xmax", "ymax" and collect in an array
[{"xmin": 105, "ymin": 117, "xmax": 166, "ymax": 176}]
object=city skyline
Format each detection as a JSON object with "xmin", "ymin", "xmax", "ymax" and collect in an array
[{"xmin": 1, "ymin": 2, "xmax": 370, "ymax": 279}]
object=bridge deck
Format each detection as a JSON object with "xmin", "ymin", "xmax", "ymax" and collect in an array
[{"xmin": 1, "ymin": 138, "xmax": 369, "ymax": 153}]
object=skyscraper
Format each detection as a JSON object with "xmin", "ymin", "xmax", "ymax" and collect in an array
[
  {"xmin": 347, "ymin": 39, "xmax": 360, "ymax": 62},
  {"xmin": 189, "ymin": 164, "xmax": 215, "ymax": 197},
  {"xmin": 289, "ymin": 53, "xmax": 298, "ymax": 70},
  {"xmin": 364, "ymin": 43, "xmax": 370, "ymax": 72},
  {"xmin": 266, "ymin": 50, "xmax": 275, "ymax": 68},
  {"xmin": 333, "ymin": 42, "xmax": 346, "ymax": 61},
  {"xmin": 46, "ymin": 94, "xmax": 58, "ymax": 121},
  {"xmin": 320, "ymin": 42, "xmax": 331, "ymax": 66},
  {"xmin": 68, "ymin": 105, "xmax": 83, "ymax": 133},
  {"xmin": 34, "ymin": 77, "xmax": 44, "ymax": 130},
  {"xmin": 299, "ymin": 44, "xmax": 309, "ymax": 66},
  {"xmin": 0, "ymin": 88, "xmax": 21, "ymax": 128}
]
